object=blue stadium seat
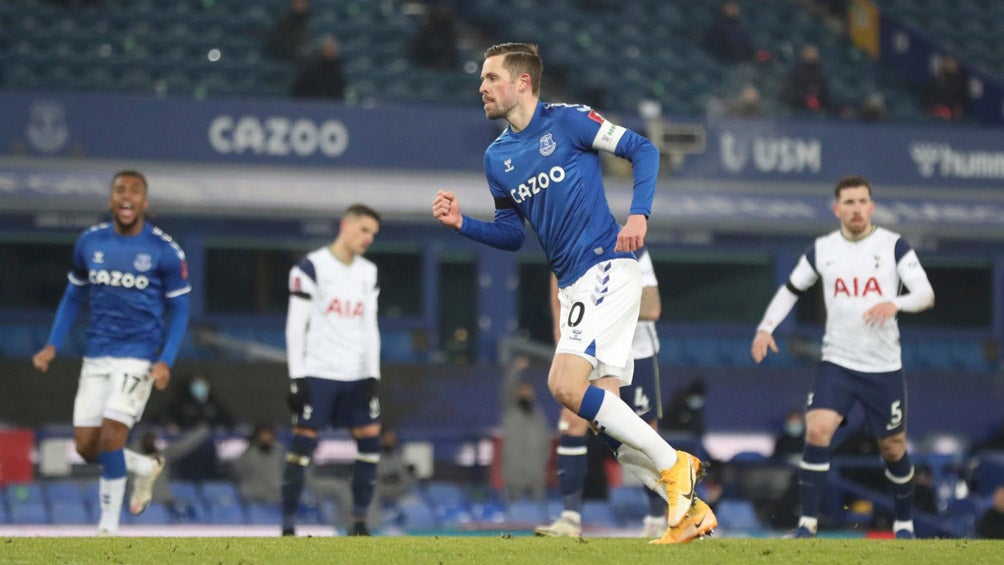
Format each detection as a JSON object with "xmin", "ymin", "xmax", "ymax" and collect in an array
[
  {"xmin": 715, "ymin": 499, "xmax": 762, "ymax": 532},
  {"xmin": 127, "ymin": 501, "xmax": 174, "ymax": 525},
  {"xmin": 44, "ymin": 480, "xmax": 85, "ymax": 504},
  {"xmin": 46, "ymin": 481, "xmax": 92, "ymax": 524},
  {"xmin": 201, "ymin": 480, "xmax": 240, "ymax": 507},
  {"xmin": 51, "ymin": 499, "xmax": 94, "ymax": 524},
  {"xmin": 505, "ymin": 499, "xmax": 546, "ymax": 523},
  {"xmin": 581, "ymin": 501, "xmax": 619, "ymax": 528},
  {"xmin": 9, "ymin": 501, "xmax": 50, "ymax": 524},
  {"xmin": 168, "ymin": 481, "xmax": 208, "ymax": 522},
  {"xmin": 245, "ymin": 502, "xmax": 282, "ymax": 525},
  {"xmin": 398, "ymin": 499, "xmax": 438, "ymax": 531},
  {"xmin": 422, "ymin": 482, "xmax": 467, "ymax": 510},
  {"xmin": 608, "ymin": 486, "xmax": 649, "ymax": 524},
  {"xmin": 6, "ymin": 484, "xmax": 50, "ymax": 523}
]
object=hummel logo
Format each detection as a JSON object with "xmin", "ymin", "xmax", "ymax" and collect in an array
[{"xmin": 504, "ymin": 159, "xmax": 514, "ymax": 172}]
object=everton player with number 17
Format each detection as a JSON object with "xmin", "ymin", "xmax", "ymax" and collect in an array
[{"xmin": 32, "ymin": 170, "xmax": 190, "ymax": 535}]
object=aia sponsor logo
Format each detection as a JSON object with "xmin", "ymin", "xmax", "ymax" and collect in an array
[
  {"xmin": 832, "ymin": 276, "xmax": 882, "ymax": 297},
  {"xmin": 326, "ymin": 298, "xmax": 364, "ymax": 318}
]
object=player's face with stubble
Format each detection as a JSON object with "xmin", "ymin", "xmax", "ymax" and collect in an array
[
  {"xmin": 480, "ymin": 55, "xmax": 519, "ymax": 120},
  {"xmin": 833, "ymin": 185, "xmax": 874, "ymax": 238}
]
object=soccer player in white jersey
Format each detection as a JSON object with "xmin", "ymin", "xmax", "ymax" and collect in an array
[
  {"xmin": 538, "ymin": 250, "xmax": 718, "ymax": 543},
  {"xmin": 431, "ymin": 42, "xmax": 701, "ymax": 542},
  {"xmin": 751, "ymin": 175, "xmax": 935, "ymax": 539},
  {"xmin": 32, "ymin": 170, "xmax": 191, "ymax": 535},
  {"xmin": 281, "ymin": 204, "xmax": 382, "ymax": 537}
]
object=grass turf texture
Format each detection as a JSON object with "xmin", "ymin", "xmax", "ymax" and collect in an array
[{"xmin": 2, "ymin": 537, "xmax": 1001, "ymax": 564}]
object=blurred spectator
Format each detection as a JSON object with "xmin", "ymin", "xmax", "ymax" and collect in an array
[
  {"xmin": 924, "ymin": 56, "xmax": 968, "ymax": 121},
  {"xmin": 291, "ymin": 35, "xmax": 347, "ymax": 100},
  {"xmin": 859, "ymin": 92, "xmax": 888, "ymax": 122},
  {"xmin": 726, "ymin": 84, "xmax": 764, "ymax": 118},
  {"xmin": 781, "ymin": 45, "xmax": 830, "ymax": 114},
  {"xmin": 160, "ymin": 374, "xmax": 235, "ymax": 432},
  {"xmin": 375, "ymin": 428, "xmax": 416, "ymax": 510},
  {"xmin": 500, "ymin": 355, "xmax": 551, "ymax": 503},
  {"xmin": 265, "ymin": 0, "xmax": 312, "ymax": 62},
  {"xmin": 976, "ymin": 485, "xmax": 1004, "ymax": 539},
  {"xmin": 154, "ymin": 373, "xmax": 235, "ymax": 480},
  {"xmin": 772, "ymin": 410, "xmax": 805, "ymax": 464},
  {"xmin": 409, "ymin": 2, "xmax": 460, "ymax": 70},
  {"xmin": 233, "ymin": 422, "xmax": 284, "ymax": 504},
  {"xmin": 704, "ymin": 1, "xmax": 754, "ymax": 63},
  {"xmin": 662, "ymin": 379, "xmax": 706, "ymax": 435}
]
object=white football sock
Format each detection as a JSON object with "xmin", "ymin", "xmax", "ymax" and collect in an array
[
  {"xmin": 98, "ymin": 476, "xmax": 127, "ymax": 532},
  {"xmin": 616, "ymin": 444, "xmax": 666, "ymax": 501},
  {"xmin": 592, "ymin": 389, "xmax": 677, "ymax": 470}
]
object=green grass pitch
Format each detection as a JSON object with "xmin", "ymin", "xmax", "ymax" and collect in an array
[{"xmin": 2, "ymin": 536, "xmax": 1001, "ymax": 564}]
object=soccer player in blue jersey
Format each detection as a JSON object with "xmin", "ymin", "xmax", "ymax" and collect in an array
[
  {"xmin": 432, "ymin": 42, "xmax": 701, "ymax": 542},
  {"xmin": 751, "ymin": 175, "xmax": 935, "ymax": 539},
  {"xmin": 32, "ymin": 170, "xmax": 191, "ymax": 535}
]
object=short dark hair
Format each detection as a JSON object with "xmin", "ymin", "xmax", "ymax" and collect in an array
[
  {"xmin": 484, "ymin": 42, "xmax": 543, "ymax": 95},
  {"xmin": 834, "ymin": 175, "xmax": 872, "ymax": 199},
  {"xmin": 112, "ymin": 170, "xmax": 148, "ymax": 194},
  {"xmin": 344, "ymin": 203, "xmax": 381, "ymax": 224}
]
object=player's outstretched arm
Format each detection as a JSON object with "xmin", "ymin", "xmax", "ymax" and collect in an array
[
  {"xmin": 432, "ymin": 189, "xmax": 463, "ymax": 230},
  {"xmin": 31, "ymin": 344, "xmax": 56, "ymax": 373},
  {"xmin": 751, "ymin": 330, "xmax": 779, "ymax": 363}
]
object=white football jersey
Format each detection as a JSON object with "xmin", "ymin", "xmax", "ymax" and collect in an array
[
  {"xmin": 286, "ymin": 246, "xmax": 380, "ymax": 381},
  {"xmin": 787, "ymin": 227, "xmax": 930, "ymax": 372},
  {"xmin": 631, "ymin": 249, "xmax": 660, "ymax": 359}
]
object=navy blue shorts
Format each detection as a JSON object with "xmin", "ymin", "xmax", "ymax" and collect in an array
[
  {"xmin": 622, "ymin": 355, "xmax": 660, "ymax": 423},
  {"xmin": 294, "ymin": 377, "xmax": 380, "ymax": 431},
  {"xmin": 809, "ymin": 361, "xmax": 907, "ymax": 438}
]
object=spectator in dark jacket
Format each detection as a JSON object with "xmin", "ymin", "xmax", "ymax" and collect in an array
[
  {"xmin": 704, "ymin": 1, "xmax": 754, "ymax": 63},
  {"xmin": 781, "ymin": 44, "xmax": 830, "ymax": 114},
  {"xmin": 264, "ymin": 0, "xmax": 311, "ymax": 62},
  {"xmin": 291, "ymin": 35, "xmax": 347, "ymax": 100},
  {"xmin": 925, "ymin": 56, "xmax": 969, "ymax": 120},
  {"xmin": 409, "ymin": 2, "xmax": 460, "ymax": 70}
]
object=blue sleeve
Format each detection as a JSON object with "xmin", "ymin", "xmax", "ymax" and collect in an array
[
  {"xmin": 157, "ymin": 293, "xmax": 190, "ymax": 367},
  {"xmin": 46, "ymin": 281, "xmax": 87, "ymax": 350},
  {"xmin": 457, "ymin": 208, "xmax": 526, "ymax": 251},
  {"xmin": 614, "ymin": 129, "xmax": 660, "ymax": 217},
  {"xmin": 803, "ymin": 242, "xmax": 818, "ymax": 274},
  {"xmin": 296, "ymin": 257, "xmax": 317, "ymax": 283},
  {"xmin": 893, "ymin": 237, "xmax": 911, "ymax": 263}
]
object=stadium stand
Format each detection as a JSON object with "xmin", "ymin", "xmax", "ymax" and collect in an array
[{"xmin": 3, "ymin": 0, "xmax": 993, "ymax": 122}]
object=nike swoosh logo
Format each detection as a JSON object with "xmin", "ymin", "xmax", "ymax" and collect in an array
[
  {"xmin": 680, "ymin": 479, "xmax": 694, "ymax": 501},
  {"xmin": 680, "ymin": 463, "xmax": 695, "ymax": 500},
  {"xmin": 694, "ymin": 514, "xmax": 706, "ymax": 528}
]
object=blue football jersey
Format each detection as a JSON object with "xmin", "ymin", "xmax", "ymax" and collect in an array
[
  {"xmin": 68, "ymin": 222, "xmax": 191, "ymax": 360},
  {"xmin": 483, "ymin": 102, "xmax": 657, "ymax": 286}
]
